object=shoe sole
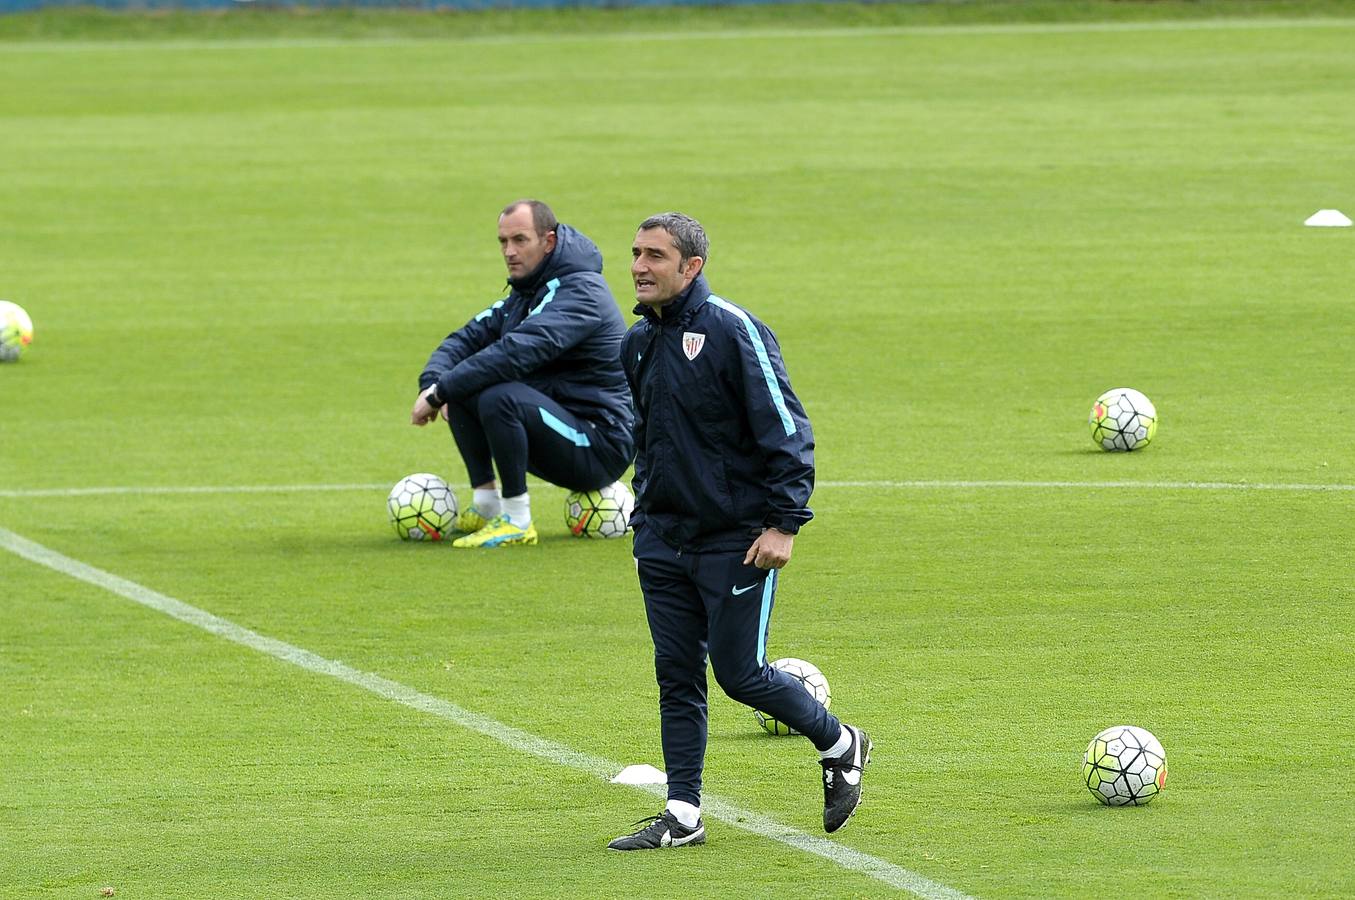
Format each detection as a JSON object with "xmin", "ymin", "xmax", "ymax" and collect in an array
[
  {"xmin": 607, "ymin": 829, "xmax": 706, "ymax": 851},
  {"xmin": 451, "ymin": 534, "xmax": 538, "ymax": 549}
]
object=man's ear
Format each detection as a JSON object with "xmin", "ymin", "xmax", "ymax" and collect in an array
[
  {"xmin": 545, "ymin": 230, "xmax": 558, "ymax": 252},
  {"xmin": 681, "ymin": 255, "xmax": 704, "ymax": 279}
]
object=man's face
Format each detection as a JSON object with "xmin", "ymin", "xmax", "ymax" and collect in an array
[
  {"xmin": 632, "ymin": 228, "xmax": 702, "ymax": 306},
  {"xmin": 498, "ymin": 206, "xmax": 555, "ymax": 279}
]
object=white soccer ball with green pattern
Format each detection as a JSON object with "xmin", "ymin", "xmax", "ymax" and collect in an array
[
  {"xmin": 0, "ymin": 300, "xmax": 34, "ymax": 362},
  {"xmin": 755, "ymin": 657, "xmax": 831, "ymax": 736},
  {"xmin": 564, "ymin": 481, "xmax": 634, "ymax": 539},
  {"xmin": 1083, "ymin": 724, "xmax": 1167, "ymax": 806},
  {"xmin": 387, "ymin": 473, "xmax": 457, "ymax": 542},
  {"xmin": 1089, "ymin": 387, "xmax": 1157, "ymax": 451}
]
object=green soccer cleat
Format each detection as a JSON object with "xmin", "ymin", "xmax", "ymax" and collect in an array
[
  {"xmin": 453, "ymin": 505, "xmax": 490, "ymax": 535},
  {"xmin": 451, "ymin": 515, "xmax": 538, "ymax": 549}
]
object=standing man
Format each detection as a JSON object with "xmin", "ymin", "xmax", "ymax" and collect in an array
[
  {"xmin": 609, "ymin": 212, "xmax": 871, "ymax": 851},
  {"xmin": 411, "ymin": 200, "xmax": 634, "ymax": 548}
]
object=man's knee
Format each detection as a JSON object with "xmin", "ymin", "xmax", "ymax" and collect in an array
[
  {"xmin": 474, "ymin": 382, "xmax": 524, "ymax": 421},
  {"xmin": 654, "ymin": 650, "xmax": 706, "ymax": 689},
  {"xmin": 710, "ymin": 660, "xmax": 768, "ymax": 705}
]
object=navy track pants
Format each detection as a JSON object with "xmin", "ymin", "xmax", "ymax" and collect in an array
[
  {"xmin": 443, "ymin": 381, "xmax": 632, "ymax": 498},
  {"xmin": 633, "ymin": 525, "xmax": 841, "ymax": 806}
]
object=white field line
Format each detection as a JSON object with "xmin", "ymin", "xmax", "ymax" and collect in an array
[
  {"xmin": 0, "ymin": 483, "xmax": 390, "ymax": 498},
  {"xmin": 0, "ymin": 524, "xmax": 972, "ymax": 900},
  {"xmin": 0, "ymin": 16, "xmax": 1351, "ymax": 54},
  {"xmin": 2, "ymin": 479, "xmax": 1354, "ymax": 499}
]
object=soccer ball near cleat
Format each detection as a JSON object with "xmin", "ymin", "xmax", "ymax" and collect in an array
[
  {"xmin": 564, "ymin": 481, "xmax": 634, "ymax": 539},
  {"xmin": 755, "ymin": 657, "xmax": 831, "ymax": 735},
  {"xmin": 0, "ymin": 300, "xmax": 34, "ymax": 362},
  {"xmin": 1083, "ymin": 724, "xmax": 1167, "ymax": 806},
  {"xmin": 387, "ymin": 473, "xmax": 458, "ymax": 541},
  {"xmin": 1089, "ymin": 387, "xmax": 1157, "ymax": 451}
]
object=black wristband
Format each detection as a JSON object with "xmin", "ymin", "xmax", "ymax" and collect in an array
[{"xmin": 425, "ymin": 383, "xmax": 445, "ymax": 409}]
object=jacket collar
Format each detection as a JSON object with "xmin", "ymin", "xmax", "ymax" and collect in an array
[
  {"xmin": 507, "ymin": 249, "xmax": 555, "ymax": 295},
  {"xmin": 633, "ymin": 274, "xmax": 711, "ymax": 325}
]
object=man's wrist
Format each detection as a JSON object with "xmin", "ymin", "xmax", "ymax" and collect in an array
[{"xmin": 424, "ymin": 383, "xmax": 445, "ymax": 409}]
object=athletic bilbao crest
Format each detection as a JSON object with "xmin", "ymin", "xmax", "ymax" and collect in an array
[{"xmin": 682, "ymin": 332, "xmax": 706, "ymax": 361}]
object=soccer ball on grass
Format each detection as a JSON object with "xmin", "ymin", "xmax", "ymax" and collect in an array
[
  {"xmin": 0, "ymin": 300, "xmax": 34, "ymax": 362},
  {"xmin": 387, "ymin": 473, "xmax": 457, "ymax": 541},
  {"xmin": 755, "ymin": 657, "xmax": 831, "ymax": 735},
  {"xmin": 564, "ymin": 481, "xmax": 634, "ymax": 539},
  {"xmin": 1083, "ymin": 724, "xmax": 1167, "ymax": 806},
  {"xmin": 1089, "ymin": 387, "xmax": 1157, "ymax": 451}
]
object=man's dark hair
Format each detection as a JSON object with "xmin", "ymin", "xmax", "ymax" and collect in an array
[
  {"xmin": 502, "ymin": 199, "xmax": 558, "ymax": 237},
  {"xmin": 638, "ymin": 212, "xmax": 709, "ymax": 265}
]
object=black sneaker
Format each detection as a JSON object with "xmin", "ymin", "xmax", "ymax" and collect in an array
[
  {"xmin": 607, "ymin": 811, "xmax": 706, "ymax": 851},
  {"xmin": 822, "ymin": 724, "xmax": 872, "ymax": 833}
]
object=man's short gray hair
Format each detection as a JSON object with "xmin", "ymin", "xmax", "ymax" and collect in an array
[
  {"xmin": 638, "ymin": 212, "xmax": 709, "ymax": 264},
  {"xmin": 502, "ymin": 199, "xmax": 558, "ymax": 237}
]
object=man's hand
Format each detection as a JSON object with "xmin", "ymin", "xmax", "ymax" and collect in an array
[
  {"xmin": 744, "ymin": 528, "xmax": 794, "ymax": 570},
  {"xmin": 410, "ymin": 387, "xmax": 440, "ymax": 426}
]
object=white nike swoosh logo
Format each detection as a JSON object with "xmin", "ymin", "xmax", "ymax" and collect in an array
[
  {"xmin": 844, "ymin": 770, "xmax": 861, "ymax": 786},
  {"xmin": 731, "ymin": 583, "xmax": 760, "ymax": 596}
]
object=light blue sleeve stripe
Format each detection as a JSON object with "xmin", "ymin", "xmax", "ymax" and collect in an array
[
  {"xmin": 756, "ymin": 569, "xmax": 776, "ymax": 667},
  {"xmin": 538, "ymin": 407, "xmax": 591, "ymax": 447},
  {"xmin": 528, "ymin": 278, "xmax": 561, "ymax": 317},
  {"xmin": 705, "ymin": 295, "xmax": 796, "ymax": 437},
  {"xmin": 474, "ymin": 299, "xmax": 505, "ymax": 322}
]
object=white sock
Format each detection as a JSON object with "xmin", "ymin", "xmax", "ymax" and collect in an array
[
  {"xmin": 472, "ymin": 488, "xmax": 501, "ymax": 518},
  {"xmin": 500, "ymin": 493, "xmax": 531, "ymax": 528},
  {"xmin": 818, "ymin": 725, "xmax": 851, "ymax": 760},
  {"xmin": 666, "ymin": 799, "xmax": 701, "ymax": 828}
]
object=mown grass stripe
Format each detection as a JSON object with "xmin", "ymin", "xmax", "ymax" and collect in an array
[
  {"xmin": 3, "ymin": 479, "xmax": 1353, "ymax": 498},
  {"xmin": 1, "ymin": 16, "xmax": 1351, "ymax": 54},
  {"xmin": 820, "ymin": 479, "xmax": 1355, "ymax": 492}
]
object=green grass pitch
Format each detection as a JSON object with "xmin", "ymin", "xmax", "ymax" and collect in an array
[{"xmin": 2, "ymin": 3, "xmax": 1354, "ymax": 897}]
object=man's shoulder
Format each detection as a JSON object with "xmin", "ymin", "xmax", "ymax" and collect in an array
[
  {"xmin": 555, "ymin": 267, "xmax": 609, "ymax": 289},
  {"xmin": 695, "ymin": 294, "xmax": 771, "ymax": 338},
  {"xmin": 551, "ymin": 269, "xmax": 620, "ymax": 306},
  {"xmin": 696, "ymin": 292, "xmax": 746, "ymax": 321}
]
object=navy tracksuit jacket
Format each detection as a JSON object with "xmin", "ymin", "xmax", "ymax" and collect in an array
[
  {"xmin": 418, "ymin": 225, "xmax": 635, "ymax": 496},
  {"xmin": 621, "ymin": 274, "xmax": 840, "ymax": 805}
]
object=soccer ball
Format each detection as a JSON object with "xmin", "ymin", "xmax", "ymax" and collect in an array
[
  {"xmin": 0, "ymin": 300, "xmax": 34, "ymax": 362},
  {"xmin": 1089, "ymin": 387, "xmax": 1157, "ymax": 451},
  {"xmin": 755, "ymin": 657, "xmax": 831, "ymax": 736},
  {"xmin": 1083, "ymin": 724, "xmax": 1167, "ymax": 806},
  {"xmin": 564, "ymin": 481, "xmax": 634, "ymax": 539},
  {"xmin": 387, "ymin": 473, "xmax": 457, "ymax": 541}
]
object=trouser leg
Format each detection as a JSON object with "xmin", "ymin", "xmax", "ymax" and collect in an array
[
  {"xmin": 634, "ymin": 526, "xmax": 708, "ymax": 806},
  {"xmin": 443, "ymin": 396, "xmax": 496, "ymax": 488},
  {"xmin": 459, "ymin": 382, "xmax": 632, "ymax": 497},
  {"xmin": 699, "ymin": 551, "xmax": 841, "ymax": 751}
]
